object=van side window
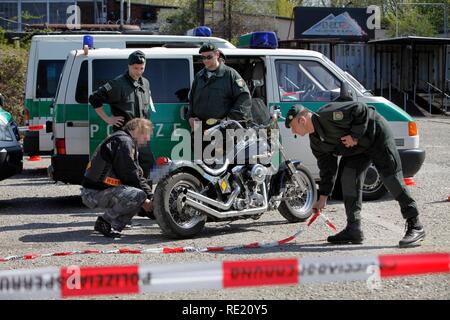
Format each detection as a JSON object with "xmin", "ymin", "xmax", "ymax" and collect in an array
[
  {"xmin": 275, "ymin": 60, "xmax": 341, "ymax": 102},
  {"xmin": 143, "ymin": 59, "xmax": 190, "ymax": 103},
  {"xmin": 92, "ymin": 59, "xmax": 190, "ymax": 103},
  {"xmin": 92, "ymin": 59, "xmax": 128, "ymax": 91},
  {"xmin": 75, "ymin": 61, "xmax": 88, "ymax": 103},
  {"xmin": 36, "ymin": 60, "xmax": 65, "ymax": 98}
]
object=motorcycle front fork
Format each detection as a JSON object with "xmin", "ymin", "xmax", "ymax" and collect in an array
[{"xmin": 279, "ymin": 147, "xmax": 308, "ymax": 191}]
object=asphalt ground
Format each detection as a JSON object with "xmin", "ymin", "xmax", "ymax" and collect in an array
[{"xmin": 0, "ymin": 116, "xmax": 449, "ymax": 301}]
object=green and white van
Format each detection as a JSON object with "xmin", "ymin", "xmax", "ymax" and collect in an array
[
  {"xmin": 23, "ymin": 34, "xmax": 235, "ymax": 156},
  {"xmin": 49, "ymin": 45, "xmax": 425, "ymax": 200}
]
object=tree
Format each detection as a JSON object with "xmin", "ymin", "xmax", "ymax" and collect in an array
[
  {"xmin": 159, "ymin": 0, "xmax": 200, "ymax": 35},
  {"xmin": 386, "ymin": 6, "xmax": 438, "ymax": 37},
  {"xmin": 211, "ymin": 0, "xmax": 278, "ymax": 42},
  {"xmin": 277, "ymin": 0, "xmax": 303, "ymax": 18}
]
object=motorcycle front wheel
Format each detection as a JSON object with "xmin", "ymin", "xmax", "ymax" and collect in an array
[
  {"xmin": 278, "ymin": 163, "xmax": 317, "ymax": 222},
  {"xmin": 153, "ymin": 172, "xmax": 206, "ymax": 239}
]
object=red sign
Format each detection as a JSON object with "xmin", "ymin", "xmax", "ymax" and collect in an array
[{"xmin": 60, "ymin": 265, "xmax": 139, "ymax": 297}]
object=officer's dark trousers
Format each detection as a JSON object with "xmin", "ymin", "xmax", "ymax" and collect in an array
[{"xmin": 339, "ymin": 126, "xmax": 419, "ymax": 224}]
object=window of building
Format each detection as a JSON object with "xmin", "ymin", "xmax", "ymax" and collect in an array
[{"xmin": 0, "ymin": 3, "xmax": 18, "ymax": 30}]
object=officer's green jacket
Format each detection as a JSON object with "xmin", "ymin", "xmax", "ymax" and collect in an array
[
  {"xmin": 187, "ymin": 63, "xmax": 252, "ymax": 123},
  {"xmin": 309, "ymin": 101, "xmax": 387, "ymax": 196},
  {"xmin": 89, "ymin": 72, "xmax": 151, "ymax": 128}
]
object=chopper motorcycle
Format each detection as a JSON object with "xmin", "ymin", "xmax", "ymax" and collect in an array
[{"xmin": 153, "ymin": 104, "xmax": 317, "ymax": 239}]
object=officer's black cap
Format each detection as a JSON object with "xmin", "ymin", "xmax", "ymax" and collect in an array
[
  {"xmin": 199, "ymin": 43, "xmax": 217, "ymax": 54},
  {"xmin": 128, "ymin": 50, "xmax": 146, "ymax": 65},
  {"xmin": 285, "ymin": 105, "xmax": 306, "ymax": 128}
]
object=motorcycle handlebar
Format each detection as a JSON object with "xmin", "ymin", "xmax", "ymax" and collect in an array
[{"xmin": 204, "ymin": 119, "xmax": 244, "ymax": 136}]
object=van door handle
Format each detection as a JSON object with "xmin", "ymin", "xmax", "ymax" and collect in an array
[{"xmin": 67, "ymin": 122, "xmax": 73, "ymax": 127}]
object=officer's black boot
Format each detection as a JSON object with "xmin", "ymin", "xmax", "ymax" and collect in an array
[
  {"xmin": 94, "ymin": 216, "xmax": 122, "ymax": 238},
  {"xmin": 399, "ymin": 216, "xmax": 425, "ymax": 248},
  {"xmin": 327, "ymin": 221, "xmax": 364, "ymax": 244}
]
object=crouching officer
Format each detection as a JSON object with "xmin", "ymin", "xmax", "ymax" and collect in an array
[
  {"xmin": 89, "ymin": 50, "xmax": 155, "ymax": 179},
  {"xmin": 80, "ymin": 118, "xmax": 154, "ymax": 238},
  {"xmin": 285, "ymin": 102, "xmax": 425, "ymax": 248}
]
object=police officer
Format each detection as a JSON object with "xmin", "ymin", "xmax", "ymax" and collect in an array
[
  {"xmin": 89, "ymin": 50, "xmax": 154, "ymax": 179},
  {"xmin": 80, "ymin": 118, "xmax": 153, "ymax": 238},
  {"xmin": 187, "ymin": 43, "xmax": 252, "ymax": 129},
  {"xmin": 285, "ymin": 102, "xmax": 426, "ymax": 248}
]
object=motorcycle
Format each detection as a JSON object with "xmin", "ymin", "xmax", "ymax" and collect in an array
[{"xmin": 153, "ymin": 106, "xmax": 317, "ymax": 239}]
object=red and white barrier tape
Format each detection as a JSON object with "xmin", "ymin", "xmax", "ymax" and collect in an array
[
  {"xmin": 0, "ymin": 210, "xmax": 333, "ymax": 263},
  {"xmin": 0, "ymin": 252, "xmax": 448, "ymax": 299},
  {"xmin": 0, "ymin": 229, "xmax": 303, "ymax": 262},
  {"xmin": 18, "ymin": 124, "xmax": 45, "ymax": 132}
]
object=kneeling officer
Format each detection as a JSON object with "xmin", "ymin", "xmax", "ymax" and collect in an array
[
  {"xmin": 285, "ymin": 102, "xmax": 425, "ymax": 248},
  {"xmin": 81, "ymin": 118, "xmax": 154, "ymax": 238}
]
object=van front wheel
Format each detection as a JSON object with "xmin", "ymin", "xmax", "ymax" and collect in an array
[
  {"xmin": 333, "ymin": 164, "xmax": 388, "ymax": 201},
  {"xmin": 362, "ymin": 164, "xmax": 387, "ymax": 201}
]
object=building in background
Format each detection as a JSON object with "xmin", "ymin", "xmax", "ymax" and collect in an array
[{"xmin": 0, "ymin": 0, "xmax": 177, "ymax": 32}]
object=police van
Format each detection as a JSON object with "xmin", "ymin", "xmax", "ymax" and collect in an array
[
  {"xmin": 23, "ymin": 34, "xmax": 235, "ymax": 156},
  {"xmin": 49, "ymin": 33, "xmax": 425, "ymax": 200}
]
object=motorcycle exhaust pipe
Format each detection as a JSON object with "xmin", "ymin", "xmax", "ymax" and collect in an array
[
  {"xmin": 183, "ymin": 184, "xmax": 240, "ymax": 211},
  {"xmin": 182, "ymin": 184, "xmax": 268, "ymax": 219}
]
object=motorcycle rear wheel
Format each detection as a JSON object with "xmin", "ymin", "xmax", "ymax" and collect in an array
[{"xmin": 154, "ymin": 172, "xmax": 206, "ymax": 239}]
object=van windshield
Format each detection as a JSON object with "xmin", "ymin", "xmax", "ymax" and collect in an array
[
  {"xmin": 344, "ymin": 71, "xmax": 373, "ymax": 96},
  {"xmin": 0, "ymin": 124, "xmax": 13, "ymax": 142},
  {"xmin": 322, "ymin": 55, "xmax": 372, "ymax": 96}
]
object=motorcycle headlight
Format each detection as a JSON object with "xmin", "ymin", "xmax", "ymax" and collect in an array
[{"xmin": 250, "ymin": 164, "xmax": 268, "ymax": 184}]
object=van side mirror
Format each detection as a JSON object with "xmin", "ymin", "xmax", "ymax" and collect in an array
[{"xmin": 338, "ymin": 82, "xmax": 353, "ymax": 102}]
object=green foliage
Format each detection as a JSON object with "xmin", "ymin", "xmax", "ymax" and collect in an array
[
  {"xmin": 0, "ymin": 30, "xmax": 28, "ymax": 125},
  {"xmin": 385, "ymin": 7, "xmax": 438, "ymax": 37},
  {"xmin": 277, "ymin": 0, "xmax": 303, "ymax": 18},
  {"xmin": 0, "ymin": 28, "xmax": 6, "ymax": 45},
  {"xmin": 159, "ymin": 0, "xmax": 199, "ymax": 35}
]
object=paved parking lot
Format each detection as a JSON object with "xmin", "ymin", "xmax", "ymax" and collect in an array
[{"xmin": 0, "ymin": 116, "xmax": 449, "ymax": 300}]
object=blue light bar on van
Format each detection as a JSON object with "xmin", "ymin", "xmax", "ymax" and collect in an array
[
  {"xmin": 83, "ymin": 35, "xmax": 94, "ymax": 49},
  {"xmin": 186, "ymin": 26, "xmax": 212, "ymax": 37},
  {"xmin": 239, "ymin": 31, "xmax": 278, "ymax": 49}
]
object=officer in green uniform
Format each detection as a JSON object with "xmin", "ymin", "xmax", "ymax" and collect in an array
[
  {"xmin": 89, "ymin": 50, "xmax": 155, "ymax": 179},
  {"xmin": 187, "ymin": 43, "xmax": 252, "ymax": 128},
  {"xmin": 285, "ymin": 102, "xmax": 426, "ymax": 248},
  {"xmin": 187, "ymin": 43, "xmax": 252, "ymax": 161}
]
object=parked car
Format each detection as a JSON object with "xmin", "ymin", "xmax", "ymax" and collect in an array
[{"xmin": 0, "ymin": 106, "xmax": 23, "ymax": 181}]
